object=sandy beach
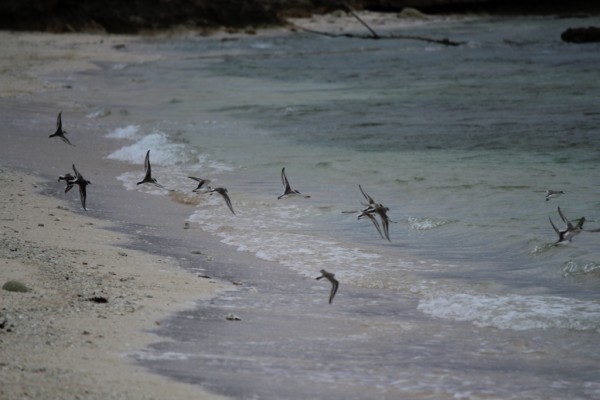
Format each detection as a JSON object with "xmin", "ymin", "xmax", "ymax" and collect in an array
[{"xmin": 0, "ymin": 31, "xmax": 227, "ymax": 400}]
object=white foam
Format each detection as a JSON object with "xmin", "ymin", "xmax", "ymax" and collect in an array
[
  {"xmin": 186, "ymin": 203, "xmax": 401, "ymax": 283},
  {"xmin": 408, "ymin": 217, "xmax": 454, "ymax": 231},
  {"xmin": 418, "ymin": 292, "xmax": 600, "ymax": 331},
  {"xmin": 105, "ymin": 124, "xmax": 140, "ymax": 139},
  {"xmin": 129, "ymin": 350, "xmax": 191, "ymax": 361},
  {"xmin": 107, "ymin": 131, "xmax": 199, "ymax": 166}
]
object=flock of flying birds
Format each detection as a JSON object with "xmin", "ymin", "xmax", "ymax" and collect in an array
[{"xmin": 49, "ymin": 112, "xmax": 597, "ymax": 304}]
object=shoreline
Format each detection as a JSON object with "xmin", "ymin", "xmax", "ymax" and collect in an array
[
  {"xmin": 0, "ymin": 168, "xmax": 225, "ymax": 400},
  {"xmin": 0, "ymin": 30, "xmax": 231, "ymax": 400}
]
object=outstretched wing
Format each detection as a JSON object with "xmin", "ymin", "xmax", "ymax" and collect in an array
[
  {"xmin": 281, "ymin": 168, "xmax": 291, "ymax": 191},
  {"xmin": 548, "ymin": 217, "xmax": 560, "ymax": 236},
  {"xmin": 359, "ymin": 184, "xmax": 376, "ymax": 206},
  {"xmin": 144, "ymin": 150, "xmax": 151, "ymax": 178}
]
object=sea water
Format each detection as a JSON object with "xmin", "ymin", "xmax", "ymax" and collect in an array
[{"xmin": 82, "ymin": 15, "xmax": 600, "ymax": 399}]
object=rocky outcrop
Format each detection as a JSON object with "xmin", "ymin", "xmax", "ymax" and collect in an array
[{"xmin": 561, "ymin": 26, "xmax": 600, "ymax": 43}]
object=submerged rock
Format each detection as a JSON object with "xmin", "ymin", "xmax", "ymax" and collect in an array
[
  {"xmin": 561, "ymin": 26, "xmax": 600, "ymax": 43},
  {"xmin": 2, "ymin": 280, "xmax": 31, "ymax": 293}
]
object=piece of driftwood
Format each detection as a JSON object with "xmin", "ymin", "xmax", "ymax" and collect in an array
[{"xmin": 287, "ymin": 3, "xmax": 464, "ymax": 47}]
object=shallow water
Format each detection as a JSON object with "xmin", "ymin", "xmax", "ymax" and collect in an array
[{"xmin": 49, "ymin": 15, "xmax": 600, "ymax": 399}]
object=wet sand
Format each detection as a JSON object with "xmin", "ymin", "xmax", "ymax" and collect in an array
[{"xmin": 0, "ymin": 30, "xmax": 227, "ymax": 400}]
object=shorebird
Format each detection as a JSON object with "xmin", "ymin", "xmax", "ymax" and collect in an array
[
  {"xmin": 188, "ymin": 176, "xmax": 211, "ymax": 193},
  {"xmin": 545, "ymin": 190, "xmax": 564, "ymax": 201},
  {"xmin": 49, "ymin": 112, "xmax": 74, "ymax": 146},
  {"xmin": 357, "ymin": 184, "xmax": 391, "ymax": 241},
  {"xmin": 209, "ymin": 187, "xmax": 235, "ymax": 215},
  {"xmin": 69, "ymin": 164, "xmax": 91, "ymax": 211},
  {"xmin": 278, "ymin": 167, "xmax": 310, "ymax": 199},
  {"xmin": 136, "ymin": 150, "xmax": 172, "ymax": 191},
  {"xmin": 316, "ymin": 269, "xmax": 339, "ymax": 304},
  {"xmin": 58, "ymin": 172, "xmax": 76, "ymax": 192},
  {"xmin": 549, "ymin": 206, "xmax": 584, "ymax": 244}
]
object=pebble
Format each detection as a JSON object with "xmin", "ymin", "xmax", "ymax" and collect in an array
[{"xmin": 2, "ymin": 280, "xmax": 31, "ymax": 293}]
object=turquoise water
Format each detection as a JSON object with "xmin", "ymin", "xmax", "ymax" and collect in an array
[{"xmin": 90, "ymin": 15, "xmax": 600, "ymax": 399}]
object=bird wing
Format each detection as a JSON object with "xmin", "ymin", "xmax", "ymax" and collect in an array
[
  {"xmin": 364, "ymin": 211, "xmax": 385, "ymax": 240},
  {"xmin": 557, "ymin": 207, "xmax": 574, "ymax": 229},
  {"xmin": 56, "ymin": 112, "xmax": 62, "ymax": 129},
  {"xmin": 329, "ymin": 276, "xmax": 339, "ymax": 304},
  {"xmin": 218, "ymin": 189, "xmax": 235, "ymax": 215},
  {"xmin": 377, "ymin": 207, "xmax": 391, "ymax": 242},
  {"xmin": 281, "ymin": 168, "xmax": 292, "ymax": 191},
  {"xmin": 548, "ymin": 217, "xmax": 560, "ymax": 236},
  {"xmin": 359, "ymin": 184, "xmax": 376, "ymax": 205},
  {"xmin": 144, "ymin": 150, "xmax": 152, "ymax": 178},
  {"xmin": 79, "ymin": 184, "xmax": 87, "ymax": 211}
]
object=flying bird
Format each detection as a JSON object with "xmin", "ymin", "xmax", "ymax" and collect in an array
[
  {"xmin": 136, "ymin": 150, "xmax": 172, "ymax": 191},
  {"xmin": 188, "ymin": 176, "xmax": 211, "ymax": 193},
  {"xmin": 278, "ymin": 167, "xmax": 310, "ymax": 199},
  {"xmin": 69, "ymin": 164, "xmax": 91, "ymax": 211},
  {"xmin": 545, "ymin": 190, "xmax": 564, "ymax": 201},
  {"xmin": 357, "ymin": 184, "xmax": 391, "ymax": 241},
  {"xmin": 316, "ymin": 269, "xmax": 339, "ymax": 304},
  {"xmin": 58, "ymin": 172, "xmax": 76, "ymax": 192},
  {"xmin": 549, "ymin": 206, "xmax": 584, "ymax": 244},
  {"xmin": 49, "ymin": 112, "xmax": 74, "ymax": 146},
  {"xmin": 209, "ymin": 187, "xmax": 235, "ymax": 215}
]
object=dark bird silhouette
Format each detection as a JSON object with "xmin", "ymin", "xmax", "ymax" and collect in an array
[
  {"xmin": 357, "ymin": 184, "xmax": 391, "ymax": 241},
  {"xmin": 278, "ymin": 167, "xmax": 310, "ymax": 199},
  {"xmin": 49, "ymin": 112, "xmax": 74, "ymax": 146},
  {"xmin": 58, "ymin": 172, "xmax": 76, "ymax": 192},
  {"xmin": 136, "ymin": 150, "xmax": 172, "ymax": 191},
  {"xmin": 209, "ymin": 187, "xmax": 235, "ymax": 215},
  {"xmin": 70, "ymin": 164, "xmax": 91, "ymax": 211},
  {"xmin": 316, "ymin": 269, "xmax": 339, "ymax": 304}
]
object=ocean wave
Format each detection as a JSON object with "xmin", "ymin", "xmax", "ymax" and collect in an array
[
  {"xmin": 105, "ymin": 124, "xmax": 140, "ymax": 139},
  {"xmin": 418, "ymin": 292, "xmax": 600, "ymax": 331},
  {"xmin": 106, "ymin": 130, "xmax": 202, "ymax": 166}
]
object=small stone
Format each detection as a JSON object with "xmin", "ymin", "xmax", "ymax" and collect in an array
[
  {"xmin": 225, "ymin": 313, "xmax": 242, "ymax": 321},
  {"xmin": 2, "ymin": 280, "xmax": 31, "ymax": 293},
  {"xmin": 38, "ymin": 223, "xmax": 44, "ymax": 227}
]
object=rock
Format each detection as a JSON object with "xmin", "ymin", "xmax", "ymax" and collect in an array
[
  {"xmin": 2, "ymin": 280, "xmax": 31, "ymax": 293},
  {"xmin": 561, "ymin": 26, "xmax": 600, "ymax": 43},
  {"xmin": 225, "ymin": 313, "xmax": 241, "ymax": 321}
]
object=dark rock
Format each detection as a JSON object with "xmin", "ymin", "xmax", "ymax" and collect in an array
[
  {"xmin": 561, "ymin": 26, "xmax": 600, "ymax": 43},
  {"xmin": 87, "ymin": 296, "xmax": 109, "ymax": 303},
  {"xmin": 2, "ymin": 280, "xmax": 31, "ymax": 293}
]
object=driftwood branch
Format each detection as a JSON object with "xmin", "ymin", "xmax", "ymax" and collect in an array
[
  {"xmin": 286, "ymin": 4, "xmax": 464, "ymax": 47},
  {"xmin": 343, "ymin": 3, "xmax": 380, "ymax": 39}
]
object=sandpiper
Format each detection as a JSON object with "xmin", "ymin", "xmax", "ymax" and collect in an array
[
  {"xmin": 188, "ymin": 176, "xmax": 211, "ymax": 193},
  {"xmin": 136, "ymin": 150, "xmax": 172, "ymax": 191},
  {"xmin": 316, "ymin": 269, "xmax": 339, "ymax": 304},
  {"xmin": 357, "ymin": 184, "xmax": 391, "ymax": 241},
  {"xmin": 58, "ymin": 172, "xmax": 76, "ymax": 192},
  {"xmin": 545, "ymin": 190, "xmax": 564, "ymax": 201},
  {"xmin": 209, "ymin": 187, "xmax": 235, "ymax": 215},
  {"xmin": 278, "ymin": 167, "xmax": 310, "ymax": 199},
  {"xmin": 70, "ymin": 164, "xmax": 91, "ymax": 211},
  {"xmin": 549, "ymin": 206, "xmax": 584, "ymax": 244},
  {"xmin": 49, "ymin": 112, "xmax": 74, "ymax": 146}
]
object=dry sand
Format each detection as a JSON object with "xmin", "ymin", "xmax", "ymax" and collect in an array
[{"xmin": 0, "ymin": 30, "xmax": 227, "ymax": 400}]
